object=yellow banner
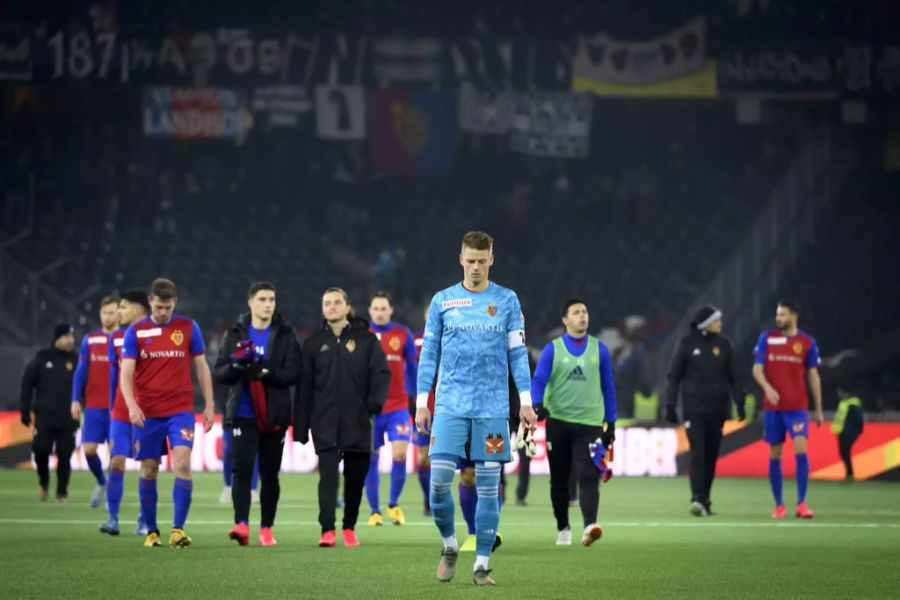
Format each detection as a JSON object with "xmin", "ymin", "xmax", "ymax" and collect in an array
[{"xmin": 573, "ymin": 61, "xmax": 718, "ymax": 98}]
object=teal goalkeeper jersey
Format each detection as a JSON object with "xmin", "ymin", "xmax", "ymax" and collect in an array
[{"xmin": 417, "ymin": 281, "xmax": 531, "ymax": 419}]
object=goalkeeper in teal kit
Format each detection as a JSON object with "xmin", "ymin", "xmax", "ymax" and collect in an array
[{"xmin": 415, "ymin": 231, "xmax": 536, "ymax": 587}]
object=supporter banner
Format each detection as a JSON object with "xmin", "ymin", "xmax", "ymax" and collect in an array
[
  {"xmin": 251, "ymin": 85, "xmax": 311, "ymax": 128},
  {"xmin": 314, "ymin": 85, "xmax": 366, "ymax": 139},
  {"xmin": 370, "ymin": 89, "xmax": 454, "ymax": 175},
  {"xmin": 574, "ymin": 16, "xmax": 706, "ymax": 85},
  {"xmin": 373, "ymin": 37, "xmax": 445, "ymax": 85},
  {"xmin": 0, "ymin": 25, "xmax": 32, "ymax": 80},
  {"xmin": 508, "ymin": 92, "xmax": 593, "ymax": 158},
  {"xmin": 142, "ymin": 87, "xmax": 250, "ymax": 139},
  {"xmin": 457, "ymin": 88, "xmax": 512, "ymax": 134}
]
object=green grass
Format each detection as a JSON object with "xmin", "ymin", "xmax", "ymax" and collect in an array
[{"xmin": 1, "ymin": 469, "xmax": 898, "ymax": 599}]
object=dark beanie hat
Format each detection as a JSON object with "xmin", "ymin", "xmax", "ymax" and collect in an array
[
  {"xmin": 690, "ymin": 305, "xmax": 721, "ymax": 330},
  {"xmin": 52, "ymin": 323, "xmax": 74, "ymax": 343}
]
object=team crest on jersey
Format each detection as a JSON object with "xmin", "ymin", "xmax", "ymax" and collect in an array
[
  {"xmin": 389, "ymin": 337, "xmax": 402, "ymax": 351},
  {"xmin": 346, "ymin": 340, "xmax": 356, "ymax": 353},
  {"xmin": 396, "ymin": 422, "xmax": 410, "ymax": 436},
  {"xmin": 792, "ymin": 342, "xmax": 803, "ymax": 355},
  {"xmin": 486, "ymin": 304, "xmax": 498, "ymax": 318},
  {"xmin": 712, "ymin": 346, "xmax": 720, "ymax": 356},
  {"xmin": 170, "ymin": 330, "xmax": 184, "ymax": 346},
  {"xmin": 485, "ymin": 433, "xmax": 504, "ymax": 454},
  {"xmin": 792, "ymin": 421, "xmax": 805, "ymax": 433},
  {"xmin": 180, "ymin": 427, "xmax": 194, "ymax": 442},
  {"xmin": 65, "ymin": 361, "xmax": 74, "ymax": 371}
]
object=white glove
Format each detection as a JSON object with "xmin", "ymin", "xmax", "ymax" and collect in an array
[{"xmin": 515, "ymin": 421, "xmax": 537, "ymax": 458}]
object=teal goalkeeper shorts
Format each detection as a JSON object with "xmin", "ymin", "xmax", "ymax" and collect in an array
[{"xmin": 429, "ymin": 413, "xmax": 511, "ymax": 463}]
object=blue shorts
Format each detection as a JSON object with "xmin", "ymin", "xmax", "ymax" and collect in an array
[
  {"xmin": 429, "ymin": 414, "xmax": 511, "ymax": 463},
  {"xmin": 764, "ymin": 410, "xmax": 809, "ymax": 445},
  {"xmin": 109, "ymin": 418, "xmax": 137, "ymax": 459},
  {"xmin": 136, "ymin": 412, "xmax": 195, "ymax": 461},
  {"xmin": 412, "ymin": 429, "xmax": 431, "ymax": 447},
  {"xmin": 81, "ymin": 408, "xmax": 110, "ymax": 444},
  {"xmin": 373, "ymin": 409, "xmax": 412, "ymax": 449}
]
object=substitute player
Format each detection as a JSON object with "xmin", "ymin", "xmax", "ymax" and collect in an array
[
  {"xmin": 415, "ymin": 231, "xmax": 535, "ymax": 586},
  {"xmin": 101, "ymin": 290, "xmax": 150, "ymax": 535},
  {"xmin": 366, "ymin": 291, "xmax": 418, "ymax": 526},
  {"xmin": 532, "ymin": 299, "xmax": 616, "ymax": 546},
  {"xmin": 752, "ymin": 300, "xmax": 823, "ymax": 519},
  {"xmin": 71, "ymin": 295, "xmax": 119, "ymax": 507},
  {"xmin": 120, "ymin": 278, "xmax": 215, "ymax": 547}
]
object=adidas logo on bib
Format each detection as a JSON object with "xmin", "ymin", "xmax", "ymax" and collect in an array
[{"xmin": 566, "ymin": 366, "xmax": 586, "ymax": 382}]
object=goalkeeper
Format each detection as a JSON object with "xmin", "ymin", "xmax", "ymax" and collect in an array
[{"xmin": 531, "ymin": 298, "xmax": 617, "ymax": 547}]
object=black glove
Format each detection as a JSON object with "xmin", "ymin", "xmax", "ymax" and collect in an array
[
  {"xmin": 245, "ymin": 362, "xmax": 267, "ymax": 380},
  {"xmin": 665, "ymin": 405, "xmax": 679, "ymax": 424},
  {"xmin": 534, "ymin": 404, "xmax": 550, "ymax": 421},
  {"xmin": 736, "ymin": 401, "xmax": 747, "ymax": 421},
  {"xmin": 600, "ymin": 422, "xmax": 615, "ymax": 448},
  {"xmin": 20, "ymin": 412, "xmax": 31, "ymax": 427}
]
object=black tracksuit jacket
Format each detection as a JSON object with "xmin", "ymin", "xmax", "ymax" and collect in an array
[{"xmin": 665, "ymin": 329, "xmax": 743, "ymax": 418}]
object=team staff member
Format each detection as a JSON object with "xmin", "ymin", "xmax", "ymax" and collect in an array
[
  {"xmin": 665, "ymin": 305, "xmax": 746, "ymax": 517},
  {"xmin": 214, "ymin": 281, "xmax": 301, "ymax": 547},
  {"xmin": 19, "ymin": 324, "xmax": 79, "ymax": 502},
  {"xmin": 295, "ymin": 287, "xmax": 390, "ymax": 548},
  {"xmin": 531, "ymin": 299, "xmax": 617, "ymax": 547}
]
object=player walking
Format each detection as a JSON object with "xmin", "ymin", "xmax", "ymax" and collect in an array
[{"xmin": 415, "ymin": 231, "xmax": 535, "ymax": 586}]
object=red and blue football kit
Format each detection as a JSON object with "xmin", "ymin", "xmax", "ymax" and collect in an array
[
  {"xmin": 412, "ymin": 331, "xmax": 436, "ymax": 447},
  {"xmin": 369, "ymin": 321, "xmax": 418, "ymax": 447},
  {"xmin": 72, "ymin": 329, "xmax": 112, "ymax": 443},
  {"xmin": 108, "ymin": 327, "xmax": 138, "ymax": 459}
]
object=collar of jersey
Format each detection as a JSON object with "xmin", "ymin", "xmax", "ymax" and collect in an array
[{"xmin": 459, "ymin": 281, "xmax": 493, "ymax": 294}]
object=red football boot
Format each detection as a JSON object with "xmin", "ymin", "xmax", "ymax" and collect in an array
[
  {"xmin": 342, "ymin": 528, "xmax": 360, "ymax": 547},
  {"xmin": 318, "ymin": 530, "xmax": 336, "ymax": 547},
  {"xmin": 795, "ymin": 502, "xmax": 814, "ymax": 519},
  {"xmin": 258, "ymin": 527, "xmax": 277, "ymax": 547},
  {"xmin": 771, "ymin": 505, "xmax": 787, "ymax": 519},
  {"xmin": 228, "ymin": 522, "xmax": 249, "ymax": 546}
]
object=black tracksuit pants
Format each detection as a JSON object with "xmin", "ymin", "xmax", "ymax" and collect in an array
[
  {"xmin": 317, "ymin": 450, "xmax": 369, "ymax": 533},
  {"xmin": 838, "ymin": 430, "xmax": 860, "ymax": 478},
  {"xmin": 685, "ymin": 412, "xmax": 726, "ymax": 504},
  {"xmin": 546, "ymin": 418, "xmax": 604, "ymax": 531},
  {"xmin": 230, "ymin": 418, "xmax": 286, "ymax": 528},
  {"xmin": 33, "ymin": 419, "xmax": 76, "ymax": 496}
]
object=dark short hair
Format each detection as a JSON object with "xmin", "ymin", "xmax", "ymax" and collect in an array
[
  {"xmin": 121, "ymin": 289, "xmax": 150, "ymax": 313},
  {"xmin": 248, "ymin": 281, "xmax": 276, "ymax": 299},
  {"xmin": 561, "ymin": 298, "xmax": 587, "ymax": 319},
  {"xmin": 461, "ymin": 231, "xmax": 494, "ymax": 252},
  {"xmin": 150, "ymin": 278, "xmax": 177, "ymax": 300},
  {"xmin": 777, "ymin": 299, "xmax": 800, "ymax": 315},
  {"xmin": 100, "ymin": 294, "xmax": 120, "ymax": 308},
  {"xmin": 323, "ymin": 287, "xmax": 355, "ymax": 317},
  {"xmin": 369, "ymin": 290, "xmax": 393, "ymax": 307}
]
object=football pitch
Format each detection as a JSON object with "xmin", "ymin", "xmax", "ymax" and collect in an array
[{"xmin": 0, "ymin": 469, "xmax": 898, "ymax": 599}]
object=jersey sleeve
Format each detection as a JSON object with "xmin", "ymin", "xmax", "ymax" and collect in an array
[
  {"xmin": 71, "ymin": 334, "xmax": 90, "ymax": 402},
  {"xmin": 806, "ymin": 338, "xmax": 821, "ymax": 369},
  {"xmin": 752, "ymin": 331, "xmax": 768, "ymax": 365},
  {"xmin": 122, "ymin": 326, "xmax": 138, "ymax": 359},
  {"xmin": 506, "ymin": 293, "xmax": 531, "ymax": 399},
  {"xmin": 598, "ymin": 341, "xmax": 617, "ymax": 422},
  {"xmin": 530, "ymin": 342, "xmax": 554, "ymax": 407},
  {"xmin": 189, "ymin": 320, "xmax": 206, "ymax": 356},
  {"xmin": 108, "ymin": 337, "xmax": 118, "ymax": 410},
  {"xmin": 403, "ymin": 328, "xmax": 418, "ymax": 395},
  {"xmin": 416, "ymin": 295, "xmax": 442, "ymax": 398}
]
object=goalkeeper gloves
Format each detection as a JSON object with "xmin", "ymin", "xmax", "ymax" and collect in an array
[
  {"xmin": 600, "ymin": 422, "xmax": 615, "ymax": 448},
  {"xmin": 588, "ymin": 439, "xmax": 613, "ymax": 483},
  {"xmin": 515, "ymin": 421, "xmax": 537, "ymax": 458}
]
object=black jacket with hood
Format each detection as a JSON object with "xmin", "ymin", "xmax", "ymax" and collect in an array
[
  {"xmin": 294, "ymin": 316, "xmax": 390, "ymax": 454},
  {"xmin": 213, "ymin": 311, "xmax": 301, "ymax": 430},
  {"xmin": 665, "ymin": 328, "xmax": 743, "ymax": 418}
]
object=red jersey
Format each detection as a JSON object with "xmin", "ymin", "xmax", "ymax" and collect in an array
[
  {"xmin": 370, "ymin": 322, "xmax": 417, "ymax": 414},
  {"xmin": 76, "ymin": 329, "xmax": 112, "ymax": 409},
  {"xmin": 414, "ymin": 332, "xmax": 436, "ymax": 413},
  {"xmin": 109, "ymin": 327, "xmax": 132, "ymax": 422},
  {"xmin": 753, "ymin": 329, "xmax": 821, "ymax": 411},
  {"xmin": 122, "ymin": 315, "xmax": 205, "ymax": 418}
]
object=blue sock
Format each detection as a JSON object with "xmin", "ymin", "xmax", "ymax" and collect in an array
[
  {"xmin": 429, "ymin": 455, "xmax": 457, "ymax": 539},
  {"xmin": 86, "ymin": 454, "xmax": 106, "ymax": 485},
  {"xmin": 459, "ymin": 482, "xmax": 477, "ymax": 535},
  {"xmin": 139, "ymin": 477, "xmax": 158, "ymax": 531},
  {"xmin": 365, "ymin": 454, "xmax": 380, "ymax": 513},
  {"xmin": 769, "ymin": 459, "xmax": 783, "ymax": 506},
  {"xmin": 417, "ymin": 464, "xmax": 430, "ymax": 502},
  {"xmin": 389, "ymin": 460, "xmax": 406, "ymax": 507},
  {"xmin": 173, "ymin": 477, "xmax": 192, "ymax": 529},
  {"xmin": 796, "ymin": 454, "xmax": 809, "ymax": 504},
  {"xmin": 475, "ymin": 462, "xmax": 501, "ymax": 558},
  {"xmin": 223, "ymin": 457, "xmax": 233, "ymax": 487},
  {"xmin": 106, "ymin": 468, "xmax": 124, "ymax": 520},
  {"xmin": 251, "ymin": 457, "xmax": 259, "ymax": 491}
]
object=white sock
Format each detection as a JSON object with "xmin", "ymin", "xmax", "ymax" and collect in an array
[
  {"xmin": 474, "ymin": 555, "xmax": 489, "ymax": 571},
  {"xmin": 442, "ymin": 535, "xmax": 458, "ymax": 550}
]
